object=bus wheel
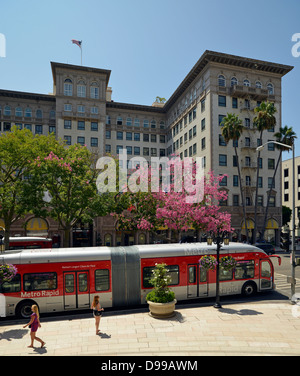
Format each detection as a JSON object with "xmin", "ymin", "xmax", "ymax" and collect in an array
[
  {"xmin": 16, "ymin": 300, "xmax": 37, "ymax": 319},
  {"xmin": 242, "ymin": 281, "xmax": 257, "ymax": 297}
]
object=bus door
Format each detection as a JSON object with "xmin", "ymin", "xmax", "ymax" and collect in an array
[
  {"xmin": 63, "ymin": 271, "xmax": 90, "ymax": 310},
  {"xmin": 187, "ymin": 264, "xmax": 208, "ymax": 298},
  {"xmin": 259, "ymin": 259, "xmax": 273, "ymax": 291}
]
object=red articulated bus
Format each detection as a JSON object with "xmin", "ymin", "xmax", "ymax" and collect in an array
[
  {"xmin": 0, "ymin": 242, "xmax": 281, "ymax": 318},
  {"xmin": 8, "ymin": 237, "xmax": 52, "ymax": 250}
]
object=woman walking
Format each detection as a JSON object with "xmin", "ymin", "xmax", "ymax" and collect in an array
[
  {"xmin": 23, "ymin": 305, "xmax": 45, "ymax": 348},
  {"xmin": 91, "ymin": 295, "xmax": 104, "ymax": 335}
]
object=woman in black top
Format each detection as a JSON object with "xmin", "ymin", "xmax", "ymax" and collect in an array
[{"xmin": 91, "ymin": 295, "xmax": 104, "ymax": 335}]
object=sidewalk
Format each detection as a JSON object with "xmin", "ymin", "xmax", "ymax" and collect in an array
[{"xmin": 1, "ymin": 300, "xmax": 300, "ymax": 356}]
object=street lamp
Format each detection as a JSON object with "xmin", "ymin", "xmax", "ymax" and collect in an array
[
  {"xmin": 256, "ymin": 140, "xmax": 296, "ymax": 302},
  {"xmin": 0, "ymin": 226, "xmax": 5, "ymax": 253},
  {"xmin": 207, "ymin": 229, "xmax": 229, "ymax": 309}
]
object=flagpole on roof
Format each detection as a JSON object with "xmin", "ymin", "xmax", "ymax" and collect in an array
[{"xmin": 71, "ymin": 39, "xmax": 83, "ymax": 66}]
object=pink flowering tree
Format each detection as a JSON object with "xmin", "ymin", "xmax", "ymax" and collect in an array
[{"xmin": 113, "ymin": 156, "xmax": 232, "ymax": 242}]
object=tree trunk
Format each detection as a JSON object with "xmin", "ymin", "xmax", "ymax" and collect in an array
[{"xmin": 234, "ymin": 147, "xmax": 248, "ymax": 243}]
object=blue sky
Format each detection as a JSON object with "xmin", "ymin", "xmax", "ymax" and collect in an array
[{"xmin": 1, "ymin": 0, "xmax": 300, "ymax": 158}]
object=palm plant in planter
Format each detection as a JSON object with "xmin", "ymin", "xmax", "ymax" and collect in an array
[{"xmin": 146, "ymin": 263, "xmax": 176, "ymax": 318}]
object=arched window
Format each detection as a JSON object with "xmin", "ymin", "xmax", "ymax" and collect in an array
[
  {"xmin": 15, "ymin": 107, "xmax": 23, "ymax": 117},
  {"xmin": 267, "ymin": 83, "xmax": 274, "ymax": 95},
  {"xmin": 25, "ymin": 107, "xmax": 32, "ymax": 118},
  {"xmin": 36, "ymin": 109, "xmax": 43, "ymax": 118},
  {"xmin": 4, "ymin": 105, "xmax": 11, "ymax": 116},
  {"xmin": 104, "ymin": 234, "xmax": 112, "ymax": 246},
  {"xmin": 90, "ymin": 82, "xmax": 99, "ymax": 99},
  {"xmin": 243, "ymin": 79, "xmax": 250, "ymax": 87},
  {"xmin": 218, "ymin": 75, "xmax": 226, "ymax": 87},
  {"xmin": 255, "ymin": 81, "xmax": 262, "ymax": 89},
  {"xmin": 64, "ymin": 78, "xmax": 73, "ymax": 96},
  {"xmin": 231, "ymin": 77, "xmax": 238, "ymax": 86},
  {"xmin": 151, "ymin": 120, "xmax": 156, "ymax": 129},
  {"xmin": 117, "ymin": 116, "xmax": 123, "ymax": 125},
  {"xmin": 77, "ymin": 80, "xmax": 86, "ymax": 98}
]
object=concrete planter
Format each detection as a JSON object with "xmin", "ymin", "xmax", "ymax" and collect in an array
[{"xmin": 147, "ymin": 299, "xmax": 177, "ymax": 319}]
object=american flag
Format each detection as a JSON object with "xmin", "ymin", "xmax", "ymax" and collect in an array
[{"xmin": 71, "ymin": 39, "xmax": 82, "ymax": 48}]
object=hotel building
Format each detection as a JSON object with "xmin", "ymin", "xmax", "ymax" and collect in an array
[{"xmin": 0, "ymin": 50, "xmax": 293, "ymax": 246}]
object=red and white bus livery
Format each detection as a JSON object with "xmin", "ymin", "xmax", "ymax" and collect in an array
[
  {"xmin": 0, "ymin": 243, "xmax": 280, "ymax": 318},
  {"xmin": 8, "ymin": 237, "xmax": 52, "ymax": 250}
]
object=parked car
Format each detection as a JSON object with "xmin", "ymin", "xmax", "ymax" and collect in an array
[{"xmin": 255, "ymin": 243, "xmax": 275, "ymax": 255}]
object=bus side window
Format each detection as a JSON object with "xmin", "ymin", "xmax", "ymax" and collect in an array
[
  {"xmin": 235, "ymin": 260, "xmax": 255, "ymax": 280},
  {"xmin": 0, "ymin": 274, "xmax": 21, "ymax": 293},
  {"xmin": 95, "ymin": 269, "xmax": 110, "ymax": 291}
]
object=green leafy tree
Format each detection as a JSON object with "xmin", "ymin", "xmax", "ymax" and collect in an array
[
  {"xmin": 29, "ymin": 144, "xmax": 103, "ymax": 247},
  {"xmin": 221, "ymin": 113, "xmax": 248, "ymax": 242},
  {"xmin": 0, "ymin": 127, "xmax": 59, "ymax": 250},
  {"xmin": 253, "ymin": 101, "xmax": 277, "ymax": 243}
]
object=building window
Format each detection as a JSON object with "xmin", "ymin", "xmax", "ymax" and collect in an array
[
  {"xmin": 117, "ymin": 117, "xmax": 123, "ymax": 125},
  {"xmin": 219, "ymin": 175, "xmax": 227, "ymax": 186},
  {"xmin": 64, "ymin": 104, "xmax": 72, "ymax": 112},
  {"xmin": 233, "ymin": 175, "xmax": 239, "ymax": 187},
  {"xmin": 15, "ymin": 107, "xmax": 23, "ymax": 117},
  {"xmin": 219, "ymin": 154, "xmax": 227, "ymax": 166},
  {"xmin": 25, "ymin": 107, "xmax": 32, "ymax": 118},
  {"xmin": 4, "ymin": 106, "xmax": 11, "ymax": 116},
  {"xmin": 126, "ymin": 117, "xmax": 132, "ymax": 126},
  {"xmin": 201, "ymin": 137, "xmax": 206, "ymax": 150},
  {"xmin": 134, "ymin": 133, "xmax": 140, "ymax": 142},
  {"xmin": 77, "ymin": 136, "xmax": 85, "ymax": 145},
  {"xmin": 243, "ymin": 79, "xmax": 250, "ymax": 87},
  {"xmin": 219, "ymin": 134, "xmax": 226, "ymax": 146},
  {"xmin": 134, "ymin": 118, "xmax": 140, "ymax": 127},
  {"xmin": 77, "ymin": 80, "xmax": 86, "ymax": 97},
  {"xmin": 64, "ymin": 136, "xmax": 71, "ymax": 145},
  {"xmin": 134, "ymin": 147, "xmax": 140, "ymax": 155},
  {"xmin": 269, "ymin": 196, "xmax": 275, "ymax": 207},
  {"xmin": 126, "ymin": 146, "xmax": 132, "ymax": 155},
  {"xmin": 49, "ymin": 126, "xmax": 56, "ymax": 134},
  {"xmin": 143, "ymin": 147, "xmax": 149, "ymax": 156},
  {"xmin": 78, "ymin": 121, "xmax": 85, "ymax": 130},
  {"xmin": 233, "ymin": 195, "xmax": 239, "ymax": 206},
  {"xmin": 231, "ymin": 77, "xmax": 238, "ymax": 86},
  {"xmin": 126, "ymin": 132, "xmax": 132, "ymax": 141},
  {"xmin": 267, "ymin": 83, "xmax": 274, "ymax": 95},
  {"xmin": 268, "ymin": 159, "xmax": 275, "ymax": 169},
  {"xmin": 35, "ymin": 125, "xmax": 42, "ymax": 134},
  {"xmin": 91, "ymin": 137, "xmax": 98, "ymax": 147},
  {"xmin": 151, "ymin": 120, "xmax": 156, "ymax": 129},
  {"xmin": 64, "ymin": 78, "xmax": 73, "ymax": 96},
  {"xmin": 218, "ymin": 95, "xmax": 226, "ymax": 107},
  {"xmin": 91, "ymin": 122, "xmax": 98, "ymax": 131},
  {"xmin": 284, "ymin": 193, "xmax": 289, "ymax": 202},
  {"xmin": 268, "ymin": 177, "xmax": 275, "ymax": 189},
  {"xmin": 90, "ymin": 83, "xmax": 99, "ymax": 99},
  {"xmin": 117, "ymin": 131, "xmax": 123, "ymax": 140},
  {"xmin": 105, "ymin": 144, "xmax": 111, "ymax": 153},
  {"xmin": 218, "ymin": 75, "xmax": 226, "ymax": 87},
  {"xmin": 256, "ymin": 81, "xmax": 262, "ymax": 89},
  {"xmin": 36, "ymin": 109, "xmax": 43, "ymax": 119},
  {"xmin": 77, "ymin": 105, "xmax": 85, "ymax": 113},
  {"xmin": 258, "ymin": 177, "xmax": 263, "ymax": 188},
  {"xmin": 232, "ymin": 97, "xmax": 238, "ymax": 108},
  {"xmin": 284, "ymin": 168, "xmax": 289, "ymax": 177}
]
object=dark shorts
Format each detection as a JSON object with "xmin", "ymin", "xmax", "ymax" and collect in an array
[{"xmin": 93, "ymin": 310, "xmax": 102, "ymax": 317}]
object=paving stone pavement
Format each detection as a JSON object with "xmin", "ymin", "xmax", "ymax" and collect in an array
[{"xmin": 1, "ymin": 301, "xmax": 300, "ymax": 356}]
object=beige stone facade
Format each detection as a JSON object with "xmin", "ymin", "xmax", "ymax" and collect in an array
[{"xmin": 0, "ymin": 51, "xmax": 293, "ymax": 246}]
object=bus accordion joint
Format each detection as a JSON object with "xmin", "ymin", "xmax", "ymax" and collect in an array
[{"xmin": 269, "ymin": 255, "xmax": 281, "ymax": 266}]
